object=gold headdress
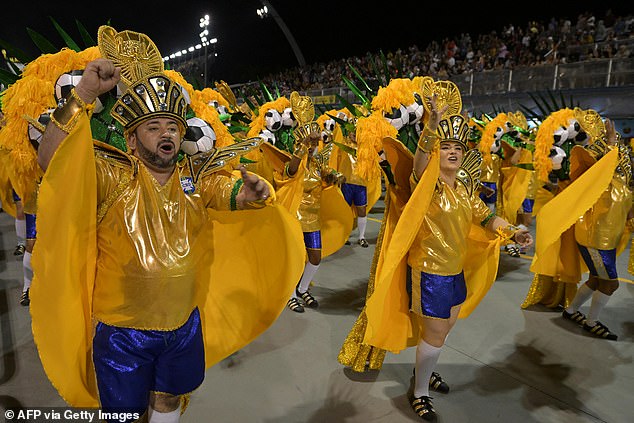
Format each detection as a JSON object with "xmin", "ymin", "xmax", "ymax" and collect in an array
[
  {"xmin": 436, "ymin": 114, "xmax": 470, "ymax": 150},
  {"xmin": 98, "ymin": 25, "xmax": 188, "ymax": 131},
  {"xmin": 110, "ymin": 72, "xmax": 188, "ymax": 131},
  {"xmin": 290, "ymin": 91, "xmax": 320, "ymax": 140}
]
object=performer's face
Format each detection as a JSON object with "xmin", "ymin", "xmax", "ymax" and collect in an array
[
  {"xmin": 439, "ymin": 141, "xmax": 464, "ymax": 172},
  {"xmin": 127, "ymin": 118, "xmax": 182, "ymax": 170}
]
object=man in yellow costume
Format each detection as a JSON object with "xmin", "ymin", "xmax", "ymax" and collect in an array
[
  {"xmin": 32, "ymin": 26, "xmax": 304, "ymax": 423},
  {"xmin": 284, "ymin": 95, "xmax": 350, "ymax": 312}
]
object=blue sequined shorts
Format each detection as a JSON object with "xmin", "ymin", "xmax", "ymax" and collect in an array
[
  {"xmin": 341, "ymin": 183, "xmax": 367, "ymax": 207},
  {"xmin": 577, "ymin": 244, "xmax": 618, "ymax": 280},
  {"xmin": 406, "ymin": 267, "xmax": 467, "ymax": 319},
  {"xmin": 92, "ymin": 307, "xmax": 204, "ymax": 418}
]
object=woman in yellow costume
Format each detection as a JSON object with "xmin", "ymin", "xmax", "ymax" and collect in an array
[
  {"xmin": 340, "ymin": 81, "xmax": 532, "ymax": 422},
  {"xmin": 283, "ymin": 92, "xmax": 352, "ymax": 312},
  {"xmin": 28, "ymin": 26, "xmax": 305, "ymax": 423}
]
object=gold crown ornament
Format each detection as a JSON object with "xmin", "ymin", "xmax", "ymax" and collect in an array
[
  {"xmin": 98, "ymin": 25, "xmax": 164, "ymax": 86},
  {"xmin": 436, "ymin": 114, "xmax": 470, "ymax": 150},
  {"xmin": 421, "ymin": 79, "xmax": 462, "ymax": 122},
  {"xmin": 111, "ymin": 72, "xmax": 188, "ymax": 131},
  {"xmin": 290, "ymin": 91, "xmax": 320, "ymax": 140},
  {"xmin": 573, "ymin": 107, "xmax": 606, "ymax": 142}
]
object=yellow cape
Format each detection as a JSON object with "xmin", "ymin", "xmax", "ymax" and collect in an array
[
  {"xmin": 31, "ymin": 114, "xmax": 305, "ymax": 407},
  {"xmin": 523, "ymin": 147, "xmax": 624, "ymax": 309}
]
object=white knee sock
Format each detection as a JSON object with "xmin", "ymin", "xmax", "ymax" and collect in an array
[
  {"xmin": 15, "ymin": 219, "xmax": 26, "ymax": 245},
  {"xmin": 566, "ymin": 283, "xmax": 594, "ymax": 313},
  {"xmin": 23, "ymin": 251, "xmax": 32, "ymax": 291},
  {"xmin": 414, "ymin": 340, "xmax": 442, "ymax": 398},
  {"xmin": 148, "ymin": 405, "xmax": 181, "ymax": 423},
  {"xmin": 357, "ymin": 216, "xmax": 367, "ymax": 240},
  {"xmin": 297, "ymin": 262, "xmax": 320, "ymax": 293},
  {"xmin": 586, "ymin": 290, "xmax": 611, "ymax": 326}
]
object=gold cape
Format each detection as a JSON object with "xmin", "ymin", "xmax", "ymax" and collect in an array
[
  {"xmin": 30, "ymin": 114, "xmax": 305, "ymax": 407},
  {"xmin": 342, "ymin": 137, "xmax": 502, "ymax": 361}
]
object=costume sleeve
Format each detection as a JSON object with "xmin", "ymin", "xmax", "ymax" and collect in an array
[
  {"xmin": 471, "ymin": 195, "xmax": 494, "ymax": 225},
  {"xmin": 199, "ymin": 170, "xmax": 241, "ymax": 210}
]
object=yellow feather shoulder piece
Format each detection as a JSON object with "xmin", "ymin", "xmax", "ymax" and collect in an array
[
  {"xmin": 479, "ymin": 113, "xmax": 508, "ymax": 165},
  {"xmin": 534, "ymin": 108, "xmax": 574, "ymax": 181},
  {"xmin": 356, "ymin": 113, "xmax": 397, "ymax": 181}
]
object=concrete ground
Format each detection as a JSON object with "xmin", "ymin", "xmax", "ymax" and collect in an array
[{"xmin": 1, "ymin": 195, "xmax": 632, "ymax": 423}]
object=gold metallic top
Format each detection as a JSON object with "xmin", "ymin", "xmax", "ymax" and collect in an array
[
  {"xmin": 92, "ymin": 156, "xmax": 237, "ymax": 329},
  {"xmin": 337, "ymin": 138, "xmax": 366, "ymax": 186},
  {"xmin": 575, "ymin": 173, "xmax": 632, "ymax": 249},
  {"xmin": 480, "ymin": 154, "xmax": 501, "ymax": 182},
  {"xmin": 297, "ymin": 157, "xmax": 324, "ymax": 233},
  {"xmin": 408, "ymin": 179, "xmax": 492, "ymax": 275}
]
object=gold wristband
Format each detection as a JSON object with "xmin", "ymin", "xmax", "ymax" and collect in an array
[
  {"xmin": 292, "ymin": 143, "xmax": 308, "ymax": 159},
  {"xmin": 50, "ymin": 88, "xmax": 95, "ymax": 133},
  {"xmin": 417, "ymin": 131, "xmax": 439, "ymax": 153}
]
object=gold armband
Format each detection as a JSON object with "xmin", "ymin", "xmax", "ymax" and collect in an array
[
  {"xmin": 416, "ymin": 127, "xmax": 439, "ymax": 153},
  {"xmin": 50, "ymin": 88, "xmax": 95, "ymax": 133},
  {"xmin": 626, "ymin": 217, "xmax": 634, "ymax": 232}
]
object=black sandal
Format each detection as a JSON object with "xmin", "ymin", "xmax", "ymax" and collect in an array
[
  {"xmin": 506, "ymin": 245, "xmax": 521, "ymax": 257},
  {"xmin": 410, "ymin": 395, "xmax": 436, "ymax": 422},
  {"xmin": 562, "ymin": 309, "xmax": 586, "ymax": 325},
  {"xmin": 429, "ymin": 372, "xmax": 449, "ymax": 394},
  {"xmin": 287, "ymin": 298, "xmax": 304, "ymax": 313},
  {"xmin": 413, "ymin": 368, "xmax": 450, "ymax": 394},
  {"xmin": 296, "ymin": 288, "xmax": 319, "ymax": 308},
  {"xmin": 583, "ymin": 321, "xmax": 618, "ymax": 340}
]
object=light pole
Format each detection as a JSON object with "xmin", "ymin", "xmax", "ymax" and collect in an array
[
  {"xmin": 199, "ymin": 14, "xmax": 210, "ymax": 87},
  {"xmin": 257, "ymin": 1, "xmax": 306, "ymax": 67}
]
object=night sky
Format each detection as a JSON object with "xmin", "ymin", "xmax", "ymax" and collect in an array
[{"xmin": 0, "ymin": 2, "xmax": 628, "ymax": 85}]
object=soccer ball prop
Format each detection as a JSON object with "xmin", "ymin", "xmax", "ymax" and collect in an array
[
  {"xmin": 567, "ymin": 119, "xmax": 590, "ymax": 146},
  {"xmin": 264, "ymin": 109, "xmax": 283, "ymax": 132},
  {"xmin": 553, "ymin": 125, "xmax": 570, "ymax": 146},
  {"xmin": 208, "ymin": 100, "xmax": 229, "ymax": 116},
  {"xmin": 549, "ymin": 146, "xmax": 567, "ymax": 170},
  {"xmin": 181, "ymin": 117, "xmax": 216, "ymax": 155},
  {"xmin": 406, "ymin": 94, "xmax": 425, "ymax": 125},
  {"xmin": 54, "ymin": 70, "xmax": 104, "ymax": 113},
  {"xmin": 384, "ymin": 105, "xmax": 409, "ymax": 131},
  {"xmin": 27, "ymin": 108, "xmax": 54, "ymax": 150},
  {"xmin": 259, "ymin": 129, "xmax": 276, "ymax": 145},
  {"xmin": 281, "ymin": 107, "xmax": 296, "ymax": 128}
]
